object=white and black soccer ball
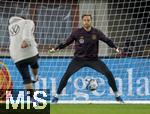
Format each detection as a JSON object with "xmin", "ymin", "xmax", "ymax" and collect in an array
[{"xmin": 85, "ymin": 79, "xmax": 98, "ymax": 91}]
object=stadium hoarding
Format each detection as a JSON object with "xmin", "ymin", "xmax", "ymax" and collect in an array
[{"xmin": 1, "ymin": 58, "xmax": 150, "ymax": 103}]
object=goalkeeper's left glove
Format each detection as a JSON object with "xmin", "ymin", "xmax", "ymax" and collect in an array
[{"xmin": 113, "ymin": 47, "xmax": 121, "ymax": 53}]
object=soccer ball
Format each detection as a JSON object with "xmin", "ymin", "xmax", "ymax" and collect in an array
[{"xmin": 85, "ymin": 79, "xmax": 98, "ymax": 91}]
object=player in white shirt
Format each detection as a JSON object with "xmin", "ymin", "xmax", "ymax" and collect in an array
[{"xmin": 8, "ymin": 16, "xmax": 39, "ymax": 100}]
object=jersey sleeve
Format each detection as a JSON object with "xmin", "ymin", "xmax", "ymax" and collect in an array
[
  {"xmin": 22, "ymin": 20, "xmax": 35, "ymax": 43},
  {"xmin": 55, "ymin": 31, "xmax": 75, "ymax": 50},
  {"xmin": 98, "ymin": 30, "xmax": 117, "ymax": 49}
]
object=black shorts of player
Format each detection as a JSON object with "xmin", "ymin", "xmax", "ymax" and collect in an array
[
  {"xmin": 57, "ymin": 58, "xmax": 118, "ymax": 94},
  {"xmin": 15, "ymin": 54, "xmax": 39, "ymax": 84}
]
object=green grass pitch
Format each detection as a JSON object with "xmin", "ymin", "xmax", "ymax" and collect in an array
[
  {"xmin": 50, "ymin": 104, "xmax": 150, "ymax": 114},
  {"xmin": 1, "ymin": 103, "xmax": 150, "ymax": 114}
]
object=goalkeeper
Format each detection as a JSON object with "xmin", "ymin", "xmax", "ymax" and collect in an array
[
  {"xmin": 8, "ymin": 16, "xmax": 39, "ymax": 101},
  {"xmin": 51, "ymin": 14, "xmax": 123, "ymax": 103}
]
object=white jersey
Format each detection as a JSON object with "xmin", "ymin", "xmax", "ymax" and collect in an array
[{"xmin": 9, "ymin": 16, "xmax": 38, "ymax": 63}]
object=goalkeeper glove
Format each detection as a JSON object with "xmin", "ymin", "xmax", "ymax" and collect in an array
[
  {"xmin": 113, "ymin": 47, "xmax": 121, "ymax": 53},
  {"xmin": 48, "ymin": 48, "xmax": 56, "ymax": 54}
]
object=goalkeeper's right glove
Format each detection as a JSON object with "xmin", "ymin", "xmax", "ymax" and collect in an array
[
  {"xmin": 48, "ymin": 48, "xmax": 60, "ymax": 54},
  {"xmin": 113, "ymin": 47, "xmax": 121, "ymax": 53},
  {"xmin": 48, "ymin": 48, "xmax": 56, "ymax": 54}
]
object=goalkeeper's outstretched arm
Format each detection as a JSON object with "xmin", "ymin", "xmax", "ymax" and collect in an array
[
  {"xmin": 97, "ymin": 29, "xmax": 121, "ymax": 53},
  {"xmin": 49, "ymin": 32, "xmax": 75, "ymax": 52}
]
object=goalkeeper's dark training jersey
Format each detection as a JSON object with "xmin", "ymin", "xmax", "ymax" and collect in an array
[{"xmin": 56, "ymin": 27, "xmax": 117, "ymax": 60}]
